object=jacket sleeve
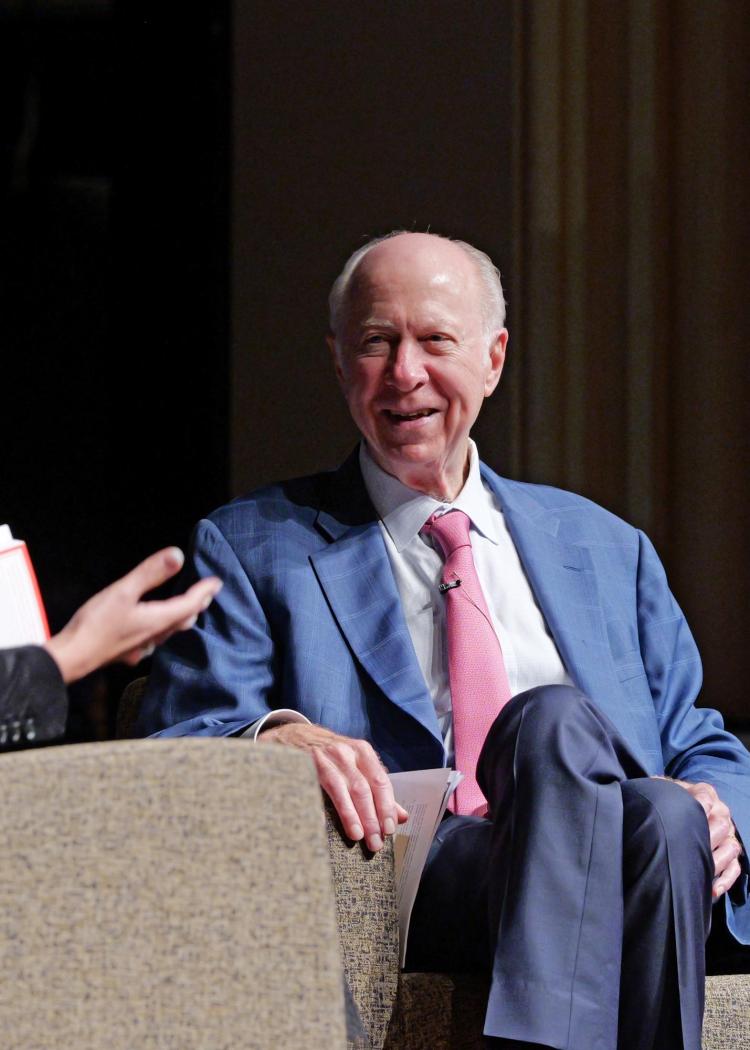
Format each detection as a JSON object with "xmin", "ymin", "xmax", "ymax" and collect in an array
[
  {"xmin": 0, "ymin": 645, "xmax": 67, "ymax": 747},
  {"xmin": 136, "ymin": 517, "xmax": 279, "ymax": 739},
  {"xmin": 635, "ymin": 529, "xmax": 750, "ymax": 939}
]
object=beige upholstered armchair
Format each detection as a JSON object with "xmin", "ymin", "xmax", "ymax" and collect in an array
[
  {"xmin": 327, "ymin": 809, "xmax": 750, "ymax": 1050},
  {"xmin": 115, "ymin": 676, "xmax": 750, "ymax": 1050},
  {"xmin": 0, "ymin": 736, "xmax": 349, "ymax": 1049},
  {"xmin": 0, "ymin": 715, "xmax": 747, "ymax": 1049}
]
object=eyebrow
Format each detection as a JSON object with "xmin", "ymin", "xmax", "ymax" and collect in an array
[
  {"xmin": 360, "ymin": 317, "xmax": 398, "ymax": 330},
  {"xmin": 359, "ymin": 315, "xmax": 459, "ymax": 330}
]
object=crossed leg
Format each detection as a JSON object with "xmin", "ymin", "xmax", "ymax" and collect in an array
[{"xmin": 406, "ymin": 685, "xmax": 713, "ymax": 1050}]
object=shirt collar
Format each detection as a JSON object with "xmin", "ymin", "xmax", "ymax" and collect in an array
[{"xmin": 359, "ymin": 440, "xmax": 499, "ymax": 553}]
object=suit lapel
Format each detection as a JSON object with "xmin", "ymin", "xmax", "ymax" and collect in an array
[
  {"xmin": 311, "ymin": 454, "xmax": 442, "ymax": 746},
  {"xmin": 309, "ymin": 454, "xmax": 645, "ymax": 761},
  {"xmin": 482, "ymin": 466, "xmax": 646, "ymax": 753}
]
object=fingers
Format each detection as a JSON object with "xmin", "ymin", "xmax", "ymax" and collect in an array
[
  {"xmin": 314, "ymin": 737, "xmax": 396, "ymax": 850},
  {"xmin": 353, "ymin": 738, "xmax": 399, "ymax": 840},
  {"xmin": 119, "ymin": 645, "xmax": 152, "ymax": 667},
  {"xmin": 687, "ymin": 783, "xmax": 733, "ymax": 852},
  {"xmin": 680, "ymin": 780, "xmax": 717, "ymax": 819},
  {"xmin": 707, "ymin": 806, "xmax": 734, "ymax": 852},
  {"xmin": 316, "ymin": 750, "xmax": 375, "ymax": 845},
  {"xmin": 261, "ymin": 723, "xmax": 399, "ymax": 851},
  {"xmin": 713, "ymin": 836, "xmax": 743, "ymax": 899},
  {"xmin": 115, "ymin": 575, "xmax": 221, "ymax": 667},
  {"xmin": 669, "ymin": 778, "xmax": 743, "ymax": 899},
  {"xmin": 45, "ymin": 551, "xmax": 221, "ymax": 680},
  {"xmin": 124, "ymin": 546, "xmax": 186, "ymax": 597},
  {"xmin": 141, "ymin": 576, "xmax": 222, "ymax": 640},
  {"xmin": 166, "ymin": 575, "xmax": 222, "ymax": 624},
  {"xmin": 713, "ymin": 857, "xmax": 742, "ymax": 900},
  {"xmin": 710, "ymin": 827, "xmax": 739, "ymax": 886},
  {"xmin": 674, "ymin": 780, "xmax": 727, "ymax": 843}
]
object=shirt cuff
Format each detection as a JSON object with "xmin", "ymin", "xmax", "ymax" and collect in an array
[{"xmin": 240, "ymin": 709, "xmax": 311, "ymax": 740}]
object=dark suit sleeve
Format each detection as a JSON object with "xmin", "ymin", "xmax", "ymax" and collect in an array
[
  {"xmin": 0, "ymin": 645, "xmax": 68, "ymax": 748},
  {"xmin": 635, "ymin": 530, "xmax": 750, "ymax": 938}
]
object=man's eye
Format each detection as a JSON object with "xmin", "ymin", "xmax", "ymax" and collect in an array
[
  {"xmin": 425, "ymin": 334, "xmax": 448, "ymax": 343},
  {"xmin": 363, "ymin": 334, "xmax": 388, "ymax": 347}
]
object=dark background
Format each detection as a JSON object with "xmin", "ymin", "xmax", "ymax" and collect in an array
[
  {"xmin": 1, "ymin": 0, "xmax": 231, "ymax": 735},
  {"xmin": 1, "ymin": 1, "xmax": 747, "ymax": 739}
]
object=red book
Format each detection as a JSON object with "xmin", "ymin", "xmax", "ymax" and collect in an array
[{"xmin": 0, "ymin": 525, "xmax": 50, "ymax": 647}]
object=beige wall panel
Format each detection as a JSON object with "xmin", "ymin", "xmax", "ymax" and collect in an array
[
  {"xmin": 516, "ymin": 1, "xmax": 749, "ymax": 717},
  {"xmin": 231, "ymin": 3, "xmax": 515, "ymax": 496},
  {"xmin": 668, "ymin": 3, "xmax": 750, "ymax": 716}
]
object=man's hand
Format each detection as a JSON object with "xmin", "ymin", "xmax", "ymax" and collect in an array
[
  {"xmin": 260, "ymin": 722, "xmax": 408, "ymax": 851},
  {"xmin": 45, "ymin": 547, "xmax": 222, "ymax": 683},
  {"xmin": 670, "ymin": 779, "xmax": 743, "ymax": 899}
]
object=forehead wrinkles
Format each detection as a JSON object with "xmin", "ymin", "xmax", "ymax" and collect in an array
[
  {"xmin": 353, "ymin": 261, "xmax": 469, "ymax": 299},
  {"xmin": 346, "ymin": 265, "xmax": 477, "ymax": 330},
  {"xmin": 359, "ymin": 302, "xmax": 464, "ymax": 331}
]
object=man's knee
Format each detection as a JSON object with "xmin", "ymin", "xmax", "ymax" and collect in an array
[
  {"xmin": 477, "ymin": 684, "xmax": 613, "ymax": 801},
  {"xmin": 622, "ymin": 777, "xmax": 713, "ymax": 885},
  {"xmin": 481, "ymin": 684, "xmax": 601, "ymax": 766}
]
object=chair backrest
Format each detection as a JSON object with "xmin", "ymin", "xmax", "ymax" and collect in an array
[
  {"xmin": 0, "ymin": 738, "xmax": 347, "ymax": 1049},
  {"xmin": 116, "ymin": 674, "xmax": 148, "ymax": 739}
]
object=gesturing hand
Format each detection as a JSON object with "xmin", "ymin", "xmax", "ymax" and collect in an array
[
  {"xmin": 671, "ymin": 779, "xmax": 743, "ymax": 900},
  {"xmin": 260, "ymin": 722, "xmax": 408, "ymax": 851},
  {"xmin": 45, "ymin": 547, "xmax": 222, "ymax": 684}
]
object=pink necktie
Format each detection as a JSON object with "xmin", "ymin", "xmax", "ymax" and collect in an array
[{"xmin": 421, "ymin": 510, "xmax": 512, "ymax": 816}]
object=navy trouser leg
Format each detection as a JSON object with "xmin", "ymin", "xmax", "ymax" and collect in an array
[
  {"xmin": 407, "ymin": 813, "xmax": 493, "ymax": 973},
  {"xmin": 617, "ymin": 778, "xmax": 713, "ymax": 1050},
  {"xmin": 406, "ymin": 685, "xmax": 714, "ymax": 1050},
  {"xmin": 477, "ymin": 685, "xmax": 646, "ymax": 1049}
]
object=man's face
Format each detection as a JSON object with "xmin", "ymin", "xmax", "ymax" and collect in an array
[{"xmin": 329, "ymin": 233, "xmax": 507, "ymax": 500}]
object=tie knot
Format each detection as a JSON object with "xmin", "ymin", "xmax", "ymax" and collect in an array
[{"xmin": 421, "ymin": 509, "xmax": 472, "ymax": 559}]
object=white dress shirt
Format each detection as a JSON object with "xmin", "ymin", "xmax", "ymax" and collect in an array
[
  {"xmin": 247, "ymin": 441, "xmax": 573, "ymax": 751},
  {"xmin": 360, "ymin": 441, "xmax": 573, "ymax": 762}
]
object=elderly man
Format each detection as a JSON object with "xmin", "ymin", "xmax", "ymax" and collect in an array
[{"xmin": 139, "ymin": 232, "xmax": 750, "ymax": 1049}]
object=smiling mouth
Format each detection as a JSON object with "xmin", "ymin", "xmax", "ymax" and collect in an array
[{"xmin": 383, "ymin": 409, "xmax": 437, "ymax": 422}]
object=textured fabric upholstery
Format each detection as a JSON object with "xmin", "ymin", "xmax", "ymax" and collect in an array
[
  {"xmin": 324, "ymin": 790, "xmax": 750, "ymax": 1049},
  {"xmin": 117, "ymin": 678, "xmax": 750, "ymax": 1049},
  {"xmin": 383, "ymin": 972, "xmax": 750, "ymax": 1049},
  {"xmin": 385, "ymin": 973, "xmax": 490, "ymax": 1050},
  {"xmin": 703, "ymin": 975, "xmax": 750, "ymax": 1049},
  {"xmin": 325, "ymin": 801, "xmax": 400, "ymax": 1049},
  {"xmin": 0, "ymin": 738, "xmax": 347, "ymax": 1050}
]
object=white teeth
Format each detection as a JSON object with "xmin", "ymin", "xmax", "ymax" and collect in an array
[{"xmin": 389, "ymin": 410, "xmax": 432, "ymax": 420}]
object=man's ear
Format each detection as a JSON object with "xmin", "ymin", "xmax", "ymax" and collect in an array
[
  {"xmin": 327, "ymin": 333, "xmax": 345, "ymax": 387},
  {"xmin": 483, "ymin": 328, "xmax": 508, "ymax": 397}
]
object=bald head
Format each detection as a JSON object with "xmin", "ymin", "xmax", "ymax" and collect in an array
[
  {"xmin": 327, "ymin": 229, "xmax": 508, "ymax": 501},
  {"xmin": 328, "ymin": 231, "xmax": 506, "ymax": 344},
  {"xmin": 342, "ymin": 234, "xmax": 484, "ymax": 345}
]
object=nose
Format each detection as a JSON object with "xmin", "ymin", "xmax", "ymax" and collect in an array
[{"xmin": 386, "ymin": 338, "xmax": 428, "ymax": 391}]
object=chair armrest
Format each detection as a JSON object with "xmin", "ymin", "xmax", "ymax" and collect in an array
[
  {"xmin": 117, "ymin": 675, "xmax": 401, "ymax": 1048},
  {"xmin": 0, "ymin": 738, "xmax": 349, "ymax": 1049},
  {"xmin": 325, "ymin": 799, "xmax": 400, "ymax": 1050}
]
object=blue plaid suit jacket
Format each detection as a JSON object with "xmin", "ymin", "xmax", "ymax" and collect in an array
[{"xmin": 140, "ymin": 450, "xmax": 750, "ymax": 941}]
